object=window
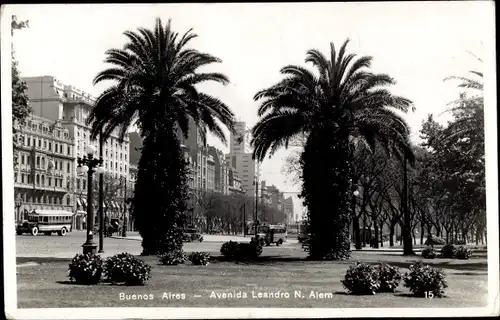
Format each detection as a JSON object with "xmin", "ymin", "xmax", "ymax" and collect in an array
[
  {"xmin": 67, "ymin": 146, "xmax": 71, "ymax": 155},
  {"xmin": 67, "ymin": 197, "xmax": 71, "ymax": 206},
  {"xmin": 43, "ymin": 140, "xmax": 47, "ymax": 148},
  {"xmin": 21, "ymin": 154, "xmax": 25, "ymax": 165},
  {"xmin": 38, "ymin": 139, "xmax": 41, "ymax": 148},
  {"xmin": 42, "ymin": 175, "xmax": 45, "ymax": 185},
  {"xmin": 36, "ymin": 156, "xmax": 40, "ymax": 167},
  {"xmin": 55, "ymin": 143, "xmax": 58, "ymax": 153},
  {"xmin": 36, "ymin": 174, "xmax": 40, "ymax": 185},
  {"xmin": 77, "ymin": 179, "xmax": 80, "ymax": 189},
  {"xmin": 48, "ymin": 142, "xmax": 52, "ymax": 151},
  {"xmin": 67, "ymin": 162, "xmax": 70, "ymax": 173},
  {"xmin": 59, "ymin": 144, "xmax": 63, "ymax": 153},
  {"xmin": 48, "ymin": 177, "xmax": 51, "ymax": 186},
  {"xmin": 21, "ymin": 174, "xmax": 25, "ymax": 183},
  {"xmin": 41, "ymin": 157, "xmax": 45, "ymax": 169},
  {"xmin": 83, "ymin": 180, "xmax": 86, "ymax": 190},
  {"xmin": 27, "ymin": 137, "xmax": 31, "ymax": 147}
]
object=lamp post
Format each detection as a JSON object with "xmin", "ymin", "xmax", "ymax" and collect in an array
[
  {"xmin": 15, "ymin": 194, "xmax": 22, "ymax": 223},
  {"xmin": 76, "ymin": 145, "xmax": 105, "ymax": 255},
  {"xmin": 253, "ymin": 176, "xmax": 259, "ymax": 236},
  {"xmin": 98, "ymin": 131, "xmax": 105, "ymax": 253}
]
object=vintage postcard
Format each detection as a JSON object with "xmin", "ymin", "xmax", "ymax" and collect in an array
[{"xmin": 2, "ymin": 2, "xmax": 498, "ymax": 319}]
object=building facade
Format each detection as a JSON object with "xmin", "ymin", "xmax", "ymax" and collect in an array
[
  {"xmin": 227, "ymin": 121, "xmax": 257, "ymax": 197},
  {"xmin": 208, "ymin": 145, "xmax": 230, "ymax": 195},
  {"xmin": 227, "ymin": 167, "xmax": 245, "ymax": 195},
  {"xmin": 21, "ymin": 76, "xmax": 131, "ymax": 224},
  {"xmin": 13, "ymin": 115, "xmax": 76, "ymax": 222},
  {"xmin": 283, "ymin": 196, "xmax": 294, "ymax": 225}
]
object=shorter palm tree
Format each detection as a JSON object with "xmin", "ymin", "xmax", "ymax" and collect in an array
[{"xmin": 251, "ymin": 39, "xmax": 414, "ymax": 260}]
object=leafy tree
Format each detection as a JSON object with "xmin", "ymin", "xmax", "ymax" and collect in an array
[
  {"xmin": 250, "ymin": 39, "xmax": 414, "ymax": 260},
  {"xmin": 12, "ymin": 60, "xmax": 31, "ymax": 125},
  {"xmin": 11, "ymin": 16, "xmax": 32, "ymax": 168},
  {"xmin": 91, "ymin": 173, "xmax": 125, "ymax": 218},
  {"xmin": 87, "ymin": 18, "xmax": 235, "ymax": 255}
]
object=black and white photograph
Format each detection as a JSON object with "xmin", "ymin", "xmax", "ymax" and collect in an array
[{"xmin": 2, "ymin": 2, "xmax": 498, "ymax": 319}]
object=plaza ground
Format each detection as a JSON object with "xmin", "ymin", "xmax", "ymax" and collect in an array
[{"xmin": 15, "ymin": 231, "xmax": 489, "ymax": 308}]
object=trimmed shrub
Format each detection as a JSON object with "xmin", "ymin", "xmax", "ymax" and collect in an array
[
  {"xmin": 375, "ymin": 263, "xmax": 402, "ymax": 293},
  {"xmin": 440, "ymin": 244, "xmax": 456, "ymax": 258},
  {"xmin": 68, "ymin": 253, "xmax": 103, "ymax": 285},
  {"xmin": 220, "ymin": 239, "xmax": 263, "ymax": 261},
  {"xmin": 104, "ymin": 253, "xmax": 152, "ymax": 285},
  {"xmin": 403, "ymin": 261, "xmax": 448, "ymax": 297},
  {"xmin": 341, "ymin": 262, "xmax": 380, "ymax": 295},
  {"xmin": 188, "ymin": 252, "xmax": 211, "ymax": 266},
  {"xmin": 455, "ymin": 246, "xmax": 473, "ymax": 260},
  {"xmin": 421, "ymin": 246, "xmax": 437, "ymax": 259},
  {"xmin": 424, "ymin": 236, "xmax": 446, "ymax": 246},
  {"xmin": 159, "ymin": 251, "xmax": 187, "ymax": 266},
  {"xmin": 220, "ymin": 241, "xmax": 240, "ymax": 260}
]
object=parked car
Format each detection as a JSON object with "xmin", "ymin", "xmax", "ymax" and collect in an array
[
  {"xmin": 183, "ymin": 227, "xmax": 203, "ymax": 242},
  {"xmin": 208, "ymin": 229, "xmax": 222, "ymax": 235}
]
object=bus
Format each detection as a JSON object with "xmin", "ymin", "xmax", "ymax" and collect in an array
[
  {"xmin": 16, "ymin": 209, "xmax": 73, "ymax": 236},
  {"xmin": 255, "ymin": 224, "xmax": 287, "ymax": 246}
]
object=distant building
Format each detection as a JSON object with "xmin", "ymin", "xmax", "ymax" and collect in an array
[
  {"xmin": 283, "ymin": 197, "xmax": 294, "ymax": 225},
  {"xmin": 208, "ymin": 146, "xmax": 230, "ymax": 195},
  {"xmin": 228, "ymin": 121, "xmax": 256, "ymax": 197},
  {"xmin": 228, "ymin": 167, "xmax": 245, "ymax": 195}
]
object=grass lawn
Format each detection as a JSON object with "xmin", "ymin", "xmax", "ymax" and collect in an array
[{"xmin": 17, "ymin": 251, "xmax": 488, "ymax": 308}]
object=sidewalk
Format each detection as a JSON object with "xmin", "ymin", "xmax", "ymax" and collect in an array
[{"xmin": 110, "ymin": 233, "xmax": 283, "ymax": 243}]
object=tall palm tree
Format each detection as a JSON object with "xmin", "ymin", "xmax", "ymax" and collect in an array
[
  {"xmin": 251, "ymin": 39, "xmax": 414, "ymax": 260},
  {"xmin": 88, "ymin": 18, "xmax": 235, "ymax": 255}
]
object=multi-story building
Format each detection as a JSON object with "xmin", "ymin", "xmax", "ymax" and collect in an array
[
  {"xmin": 13, "ymin": 115, "xmax": 76, "ymax": 222},
  {"xmin": 22, "ymin": 76, "xmax": 131, "ymax": 221},
  {"xmin": 227, "ymin": 167, "xmax": 245, "ymax": 195},
  {"xmin": 283, "ymin": 196, "xmax": 294, "ymax": 225},
  {"xmin": 208, "ymin": 146, "xmax": 230, "ymax": 195},
  {"xmin": 228, "ymin": 121, "xmax": 257, "ymax": 197},
  {"xmin": 259, "ymin": 181, "xmax": 272, "ymax": 205}
]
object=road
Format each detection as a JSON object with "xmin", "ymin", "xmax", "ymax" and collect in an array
[{"xmin": 16, "ymin": 231, "xmax": 301, "ymax": 259}]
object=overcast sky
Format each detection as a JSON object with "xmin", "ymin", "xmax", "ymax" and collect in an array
[{"xmin": 7, "ymin": 2, "xmax": 493, "ymax": 219}]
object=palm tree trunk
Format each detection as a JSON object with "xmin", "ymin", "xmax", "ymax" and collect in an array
[
  {"xmin": 133, "ymin": 128, "xmax": 189, "ymax": 256},
  {"xmin": 302, "ymin": 134, "xmax": 351, "ymax": 260}
]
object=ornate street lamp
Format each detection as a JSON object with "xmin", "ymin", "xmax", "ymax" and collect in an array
[
  {"xmin": 15, "ymin": 194, "xmax": 22, "ymax": 222},
  {"xmin": 76, "ymin": 145, "xmax": 105, "ymax": 254}
]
